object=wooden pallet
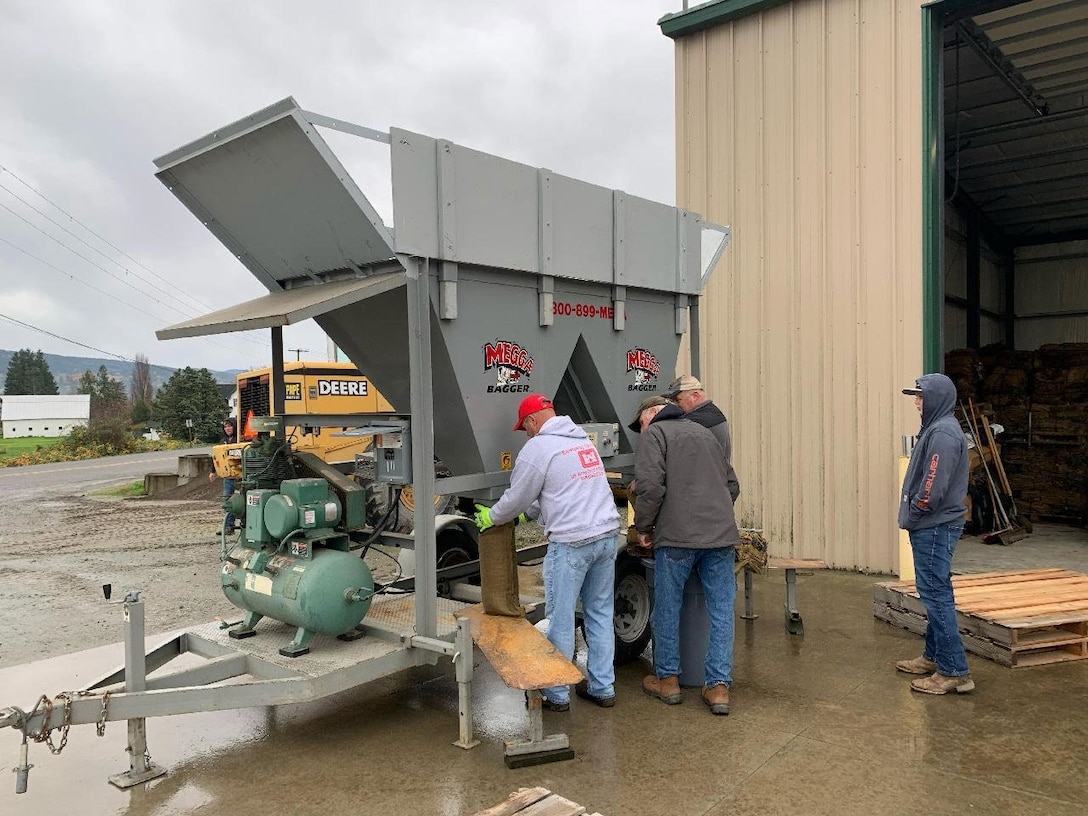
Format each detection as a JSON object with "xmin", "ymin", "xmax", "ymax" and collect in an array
[
  {"xmin": 873, "ymin": 568, "xmax": 1088, "ymax": 668},
  {"xmin": 472, "ymin": 787, "xmax": 603, "ymax": 816}
]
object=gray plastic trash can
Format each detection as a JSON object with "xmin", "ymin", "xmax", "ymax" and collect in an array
[{"xmin": 643, "ymin": 558, "xmax": 710, "ymax": 688}]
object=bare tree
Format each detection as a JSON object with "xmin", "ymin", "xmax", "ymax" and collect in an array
[{"xmin": 131, "ymin": 354, "xmax": 153, "ymax": 406}]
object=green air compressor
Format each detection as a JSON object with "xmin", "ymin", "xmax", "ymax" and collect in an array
[{"xmin": 221, "ymin": 477, "xmax": 374, "ymax": 657}]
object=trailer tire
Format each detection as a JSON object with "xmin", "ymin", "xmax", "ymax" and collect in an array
[
  {"xmin": 435, "ymin": 527, "xmax": 480, "ymax": 598},
  {"xmin": 611, "ymin": 554, "xmax": 653, "ymax": 663}
]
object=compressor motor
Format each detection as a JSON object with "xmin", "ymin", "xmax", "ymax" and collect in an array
[{"xmin": 217, "ymin": 423, "xmax": 375, "ymax": 658}]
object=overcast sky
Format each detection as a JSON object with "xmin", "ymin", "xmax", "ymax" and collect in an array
[{"xmin": 0, "ymin": 1, "xmax": 680, "ymax": 375}]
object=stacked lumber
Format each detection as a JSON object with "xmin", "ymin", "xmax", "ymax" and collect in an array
[
  {"xmin": 873, "ymin": 569, "xmax": 1088, "ymax": 668},
  {"xmin": 945, "ymin": 343, "xmax": 1088, "ymax": 525}
]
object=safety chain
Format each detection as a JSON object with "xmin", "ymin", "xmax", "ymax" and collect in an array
[{"xmin": 26, "ymin": 690, "xmax": 111, "ymax": 755}]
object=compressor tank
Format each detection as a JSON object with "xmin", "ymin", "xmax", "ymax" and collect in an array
[{"xmin": 221, "ymin": 545, "xmax": 374, "ymax": 637}]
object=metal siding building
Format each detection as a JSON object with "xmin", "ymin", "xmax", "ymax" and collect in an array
[
  {"xmin": 0, "ymin": 394, "xmax": 91, "ymax": 438},
  {"xmin": 663, "ymin": 0, "xmax": 1088, "ymax": 572},
  {"xmin": 667, "ymin": 0, "xmax": 925, "ymax": 572}
]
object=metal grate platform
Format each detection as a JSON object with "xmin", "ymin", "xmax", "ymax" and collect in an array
[{"xmin": 185, "ymin": 594, "xmax": 471, "ymax": 678}]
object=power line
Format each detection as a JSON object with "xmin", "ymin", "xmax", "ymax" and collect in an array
[
  {"xmin": 0, "ymin": 234, "xmax": 176, "ymax": 321},
  {"xmin": 0, "ymin": 199, "xmax": 192, "ymax": 317},
  {"xmin": 0, "ymin": 178, "xmax": 213, "ymax": 315},
  {"xmin": 0, "ymin": 311, "xmax": 133, "ymax": 361},
  {"xmin": 0, "ymin": 163, "xmax": 269, "ymax": 350},
  {"xmin": 0, "ymin": 234, "xmax": 264, "ymax": 359}
]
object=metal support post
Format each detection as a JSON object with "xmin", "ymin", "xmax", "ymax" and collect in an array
[
  {"xmin": 109, "ymin": 597, "xmax": 166, "ymax": 788},
  {"xmin": 452, "ymin": 618, "xmax": 479, "ymax": 749},
  {"xmin": 405, "ymin": 256, "xmax": 438, "ymax": 638},
  {"xmin": 740, "ymin": 569, "xmax": 758, "ymax": 620},
  {"xmin": 783, "ymin": 569, "xmax": 804, "ymax": 636}
]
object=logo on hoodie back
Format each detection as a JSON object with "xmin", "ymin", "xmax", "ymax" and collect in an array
[{"xmin": 484, "ymin": 339, "xmax": 534, "ymax": 393}]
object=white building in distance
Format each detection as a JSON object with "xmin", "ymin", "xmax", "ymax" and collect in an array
[{"xmin": 0, "ymin": 395, "xmax": 91, "ymax": 438}]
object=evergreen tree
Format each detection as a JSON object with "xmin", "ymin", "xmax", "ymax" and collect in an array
[
  {"xmin": 154, "ymin": 367, "xmax": 225, "ymax": 442},
  {"xmin": 77, "ymin": 365, "xmax": 129, "ymax": 421},
  {"xmin": 3, "ymin": 349, "xmax": 59, "ymax": 395}
]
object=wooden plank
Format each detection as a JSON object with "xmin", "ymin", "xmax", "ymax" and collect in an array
[
  {"xmin": 472, "ymin": 788, "xmax": 552, "ymax": 816},
  {"xmin": 458, "ymin": 605, "xmax": 583, "ymax": 691},
  {"xmin": 1007, "ymin": 629, "xmax": 1088, "ymax": 652},
  {"xmin": 768, "ymin": 558, "xmax": 828, "ymax": 570},
  {"xmin": 1011, "ymin": 644, "xmax": 1088, "ymax": 668},
  {"xmin": 520, "ymin": 794, "xmax": 586, "ymax": 816}
]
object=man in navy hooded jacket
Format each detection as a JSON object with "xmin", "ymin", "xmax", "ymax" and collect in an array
[{"xmin": 896, "ymin": 373, "xmax": 974, "ymax": 695}]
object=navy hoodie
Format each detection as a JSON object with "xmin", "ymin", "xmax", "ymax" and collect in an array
[{"xmin": 898, "ymin": 373, "xmax": 969, "ymax": 531}]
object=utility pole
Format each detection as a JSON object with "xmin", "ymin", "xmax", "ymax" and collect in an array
[{"xmin": 287, "ymin": 348, "xmax": 309, "ymax": 361}]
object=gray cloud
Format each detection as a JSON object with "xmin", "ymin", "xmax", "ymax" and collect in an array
[{"xmin": 0, "ymin": 0, "xmax": 678, "ymax": 373}]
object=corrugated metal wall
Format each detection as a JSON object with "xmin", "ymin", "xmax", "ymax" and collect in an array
[
  {"xmin": 674, "ymin": 0, "xmax": 926, "ymax": 573},
  {"xmin": 1014, "ymin": 240, "xmax": 1088, "ymax": 349}
]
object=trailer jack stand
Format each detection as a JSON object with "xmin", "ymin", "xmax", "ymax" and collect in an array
[{"xmin": 107, "ymin": 596, "xmax": 167, "ymax": 787}]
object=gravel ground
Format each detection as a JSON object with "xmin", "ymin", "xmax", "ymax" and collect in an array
[{"xmin": 0, "ymin": 480, "xmax": 547, "ymax": 670}]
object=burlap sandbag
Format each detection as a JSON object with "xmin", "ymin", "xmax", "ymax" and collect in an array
[{"xmin": 479, "ymin": 521, "xmax": 523, "ymax": 617}]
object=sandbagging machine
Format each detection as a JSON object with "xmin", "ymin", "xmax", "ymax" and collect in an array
[{"xmin": 0, "ymin": 97, "xmax": 729, "ymax": 790}]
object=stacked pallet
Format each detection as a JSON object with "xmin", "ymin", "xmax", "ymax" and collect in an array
[
  {"xmin": 873, "ymin": 569, "xmax": 1088, "ymax": 668},
  {"xmin": 945, "ymin": 343, "xmax": 1088, "ymax": 525}
]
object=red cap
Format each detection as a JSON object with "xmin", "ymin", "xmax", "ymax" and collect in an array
[{"xmin": 514, "ymin": 394, "xmax": 554, "ymax": 431}]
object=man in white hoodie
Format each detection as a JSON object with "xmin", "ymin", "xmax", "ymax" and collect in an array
[{"xmin": 475, "ymin": 394, "xmax": 621, "ymax": 711}]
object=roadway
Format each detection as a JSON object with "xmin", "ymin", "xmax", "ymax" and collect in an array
[{"xmin": 0, "ymin": 446, "xmax": 212, "ymax": 500}]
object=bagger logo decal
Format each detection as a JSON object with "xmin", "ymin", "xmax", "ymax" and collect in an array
[
  {"xmin": 318, "ymin": 379, "xmax": 368, "ymax": 396},
  {"xmin": 483, "ymin": 339, "xmax": 534, "ymax": 393},
  {"xmin": 626, "ymin": 348, "xmax": 660, "ymax": 391}
]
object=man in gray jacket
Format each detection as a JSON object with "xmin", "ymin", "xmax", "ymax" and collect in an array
[
  {"xmin": 633, "ymin": 401, "xmax": 740, "ymax": 715},
  {"xmin": 662, "ymin": 375, "xmax": 740, "ymax": 503}
]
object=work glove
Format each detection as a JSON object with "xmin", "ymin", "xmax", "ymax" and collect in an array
[
  {"xmin": 474, "ymin": 505, "xmax": 528, "ymax": 531},
  {"xmin": 473, "ymin": 504, "xmax": 494, "ymax": 532}
]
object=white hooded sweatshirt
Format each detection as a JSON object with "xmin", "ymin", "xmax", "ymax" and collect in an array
[{"xmin": 489, "ymin": 415, "xmax": 620, "ymax": 545}]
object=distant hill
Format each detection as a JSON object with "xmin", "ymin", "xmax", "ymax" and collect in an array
[{"xmin": 0, "ymin": 350, "xmax": 243, "ymax": 396}]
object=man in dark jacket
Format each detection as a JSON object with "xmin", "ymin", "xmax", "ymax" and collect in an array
[
  {"xmin": 632, "ymin": 401, "xmax": 740, "ymax": 715},
  {"xmin": 662, "ymin": 375, "xmax": 740, "ymax": 503},
  {"xmin": 896, "ymin": 374, "xmax": 973, "ymax": 695}
]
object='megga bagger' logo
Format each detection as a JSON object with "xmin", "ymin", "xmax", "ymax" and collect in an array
[
  {"xmin": 626, "ymin": 347, "xmax": 660, "ymax": 391},
  {"xmin": 484, "ymin": 340, "xmax": 534, "ymax": 393}
]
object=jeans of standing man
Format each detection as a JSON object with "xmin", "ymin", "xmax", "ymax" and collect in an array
[
  {"xmin": 223, "ymin": 477, "xmax": 237, "ymax": 531},
  {"xmin": 652, "ymin": 545, "xmax": 736, "ymax": 688},
  {"xmin": 909, "ymin": 521, "xmax": 969, "ymax": 676},
  {"xmin": 542, "ymin": 535, "xmax": 617, "ymax": 705}
]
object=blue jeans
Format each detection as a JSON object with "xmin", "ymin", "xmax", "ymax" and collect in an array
[
  {"xmin": 542, "ymin": 535, "xmax": 617, "ymax": 704},
  {"xmin": 909, "ymin": 521, "xmax": 969, "ymax": 676},
  {"xmin": 652, "ymin": 546, "xmax": 735, "ymax": 688},
  {"xmin": 223, "ymin": 477, "xmax": 237, "ymax": 531}
]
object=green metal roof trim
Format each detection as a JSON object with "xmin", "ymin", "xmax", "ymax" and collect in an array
[{"xmin": 659, "ymin": 0, "xmax": 793, "ymax": 39}]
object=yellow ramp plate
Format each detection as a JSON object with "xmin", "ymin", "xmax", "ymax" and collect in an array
[{"xmin": 458, "ymin": 605, "xmax": 583, "ymax": 691}]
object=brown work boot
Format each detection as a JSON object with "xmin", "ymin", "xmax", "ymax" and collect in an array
[
  {"xmin": 642, "ymin": 674, "xmax": 682, "ymax": 705},
  {"xmin": 895, "ymin": 655, "xmax": 938, "ymax": 675},
  {"xmin": 701, "ymin": 683, "xmax": 730, "ymax": 715},
  {"xmin": 910, "ymin": 672, "xmax": 975, "ymax": 695}
]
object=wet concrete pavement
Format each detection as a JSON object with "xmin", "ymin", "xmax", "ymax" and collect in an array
[{"xmin": 3, "ymin": 560, "xmax": 1086, "ymax": 816}]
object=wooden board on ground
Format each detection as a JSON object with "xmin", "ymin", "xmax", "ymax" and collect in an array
[
  {"xmin": 457, "ymin": 605, "xmax": 583, "ymax": 691},
  {"xmin": 873, "ymin": 568, "xmax": 1088, "ymax": 668},
  {"xmin": 471, "ymin": 787, "xmax": 602, "ymax": 816}
]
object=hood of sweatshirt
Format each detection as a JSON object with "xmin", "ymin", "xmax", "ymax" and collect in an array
[
  {"xmin": 649, "ymin": 402, "xmax": 686, "ymax": 425},
  {"xmin": 536, "ymin": 414, "xmax": 590, "ymax": 441},
  {"xmin": 913, "ymin": 373, "xmax": 958, "ymax": 429}
]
